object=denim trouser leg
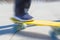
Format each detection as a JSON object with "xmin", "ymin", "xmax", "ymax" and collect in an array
[{"xmin": 15, "ymin": 0, "xmax": 31, "ymax": 17}]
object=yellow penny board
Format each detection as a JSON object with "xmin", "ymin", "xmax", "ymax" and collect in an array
[{"xmin": 10, "ymin": 18, "xmax": 60, "ymax": 27}]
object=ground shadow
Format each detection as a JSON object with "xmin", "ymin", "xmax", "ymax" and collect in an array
[{"xmin": 14, "ymin": 31, "xmax": 51, "ymax": 40}]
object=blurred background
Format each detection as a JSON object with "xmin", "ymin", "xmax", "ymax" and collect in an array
[{"xmin": 0, "ymin": 0, "xmax": 60, "ymax": 2}]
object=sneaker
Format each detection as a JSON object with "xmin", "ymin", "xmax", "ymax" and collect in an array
[{"xmin": 14, "ymin": 14, "xmax": 33, "ymax": 21}]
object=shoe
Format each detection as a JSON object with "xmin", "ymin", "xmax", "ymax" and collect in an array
[{"xmin": 14, "ymin": 14, "xmax": 33, "ymax": 21}]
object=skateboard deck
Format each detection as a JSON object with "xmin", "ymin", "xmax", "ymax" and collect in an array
[{"xmin": 10, "ymin": 18, "xmax": 60, "ymax": 27}]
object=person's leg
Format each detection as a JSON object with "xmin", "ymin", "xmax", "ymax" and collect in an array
[{"xmin": 15, "ymin": 0, "xmax": 33, "ymax": 21}]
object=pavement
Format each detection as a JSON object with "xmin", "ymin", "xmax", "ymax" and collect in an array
[{"xmin": 0, "ymin": 0, "xmax": 60, "ymax": 40}]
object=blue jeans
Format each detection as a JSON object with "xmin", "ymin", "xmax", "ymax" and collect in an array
[{"xmin": 15, "ymin": 0, "xmax": 31, "ymax": 17}]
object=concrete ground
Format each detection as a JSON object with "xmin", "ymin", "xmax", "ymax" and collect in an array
[{"xmin": 0, "ymin": 0, "xmax": 60, "ymax": 40}]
